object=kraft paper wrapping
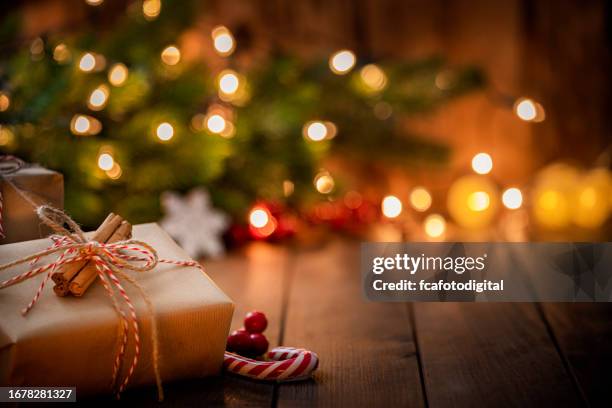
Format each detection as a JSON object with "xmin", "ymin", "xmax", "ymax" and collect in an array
[
  {"xmin": 0, "ymin": 166, "xmax": 64, "ymax": 244},
  {"xmin": 0, "ymin": 223, "xmax": 234, "ymax": 395}
]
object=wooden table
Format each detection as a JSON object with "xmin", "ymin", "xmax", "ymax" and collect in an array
[{"xmin": 122, "ymin": 238, "xmax": 612, "ymax": 407}]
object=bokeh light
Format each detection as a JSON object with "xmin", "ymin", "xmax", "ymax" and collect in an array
[
  {"xmin": 329, "ymin": 50, "xmax": 356, "ymax": 75},
  {"xmin": 304, "ymin": 121, "xmax": 327, "ymax": 141},
  {"xmin": 409, "ymin": 187, "xmax": 432, "ymax": 212},
  {"xmin": 314, "ymin": 171, "xmax": 335, "ymax": 194},
  {"xmin": 382, "ymin": 195, "xmax": 403, "ymax": 218},
  {"xmin": 211, "ymin": 26, "xmax": 235, "ymax": 56},
  {"xmin": 97, "ymin": 153, "xmax": 114, "ymax": 171},
  {"xmin": 78, "ymin": 53, "xmax": 96, "ymax": 72},
  {"xmin": 249, "ymin": 207, "xmax": 270, "ymax": 228},
  {"xmin": 0, "ymin": 93, "xmax": 10, "ymax": 112},
  {"xmin": 360, "ymin": 64, "xmax": 387, "ymax": 92},
  {"xmin": 217, "ymin": 70, "xmax": 239, "ymax": 95},
  {"xmin": 514, "ymin": 98, "xmax": 545, "ymax": 122},
  {"xmin": 502, "ymin": 188, "xmax": 523, "ymax": 209},
  {"xmin": 156, "ymin": 122, "xmax": 174, "ymax": 141},
  {"xmin": 161, "ymin": 45, "xmax": 181, "ymax": 65},
  {"xmin": 53, "ymin": 43, "xmax": 71, "ymax": 63},
  {"xmin": 424, "ymin": 214, "xmax": 446, "ymax": 238},
  {"xmin": 87, "ymin": 84, "xmax": 109, "ymax": 111},
  {"xmin": 143, "ymin": 0, "xmax": 161, "ymax": 20},
  {"xmin": 70, "ymin": 114, "xmax": 101, "ymax": 136},
  {"xmin": 108, "ymin": 63, "xmax": 128, "ymax": 86},
  {"xmin": 471, "ymin": 152, "xmax": 493, "ymax": 175},
  {"xmin": 206, "ymin": 114, "xmax": 226, "ymax": 134}
]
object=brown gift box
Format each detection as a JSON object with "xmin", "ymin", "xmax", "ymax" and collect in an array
[
  {"xmin": 0, "ymin": 164, "xmax": 64, "ymax": 244},
  {"xmin": 0, "ymin": 223, "xmax": 234, "ymax": 395}
]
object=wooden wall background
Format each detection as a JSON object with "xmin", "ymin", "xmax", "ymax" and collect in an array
[{"xmin": 12, "ymin": 0, "xmax": 612, "ymax": 189}]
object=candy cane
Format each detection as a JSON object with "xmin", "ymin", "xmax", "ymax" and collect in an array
[{"xmin": 223, "ymin": 347, "xmax": 319, "ymax": 382}]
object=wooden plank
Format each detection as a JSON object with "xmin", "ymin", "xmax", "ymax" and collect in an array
[
  {"xmin": 541, "ymin": 303, "xmax": 612, "ymax": 408},
  {"xmin": 118, "ymin": 242, "xmax": 291, "ymax": 406},
  {"xmin": 277, "ymin": 240, "xmax": 425, "ymax": 408},
  {"xmin": 414, "ymin": 302, "xmax": 582, "ymax": 407}
]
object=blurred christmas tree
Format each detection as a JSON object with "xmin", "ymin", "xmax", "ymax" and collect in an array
[{"xmin": 0, "ymin": 0, "xmax": 483, "ymax": 228}]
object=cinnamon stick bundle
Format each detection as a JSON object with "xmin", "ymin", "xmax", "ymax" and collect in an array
[
  {"xmin": 69, "ymin": 220, "xmax": 132, "ymax": 297},
  {"xmin": 51, "ymin": 213, "xmax": 126, "ymax": 296}
]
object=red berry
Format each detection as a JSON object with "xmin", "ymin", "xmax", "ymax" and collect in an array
[
  {"xmin": 244, "ymin": 311, "xmax": 268, "ymax": 333},
  {"xmin": 227, "ymin": 329, "xmax": 251, "ymax": 353},
  {"xmin": 249, "ymin": 333, "xmax": 269, "ymax": 356}
]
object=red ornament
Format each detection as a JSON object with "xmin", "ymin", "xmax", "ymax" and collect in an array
[
  {"xmin": 244, "ymin": 311, "xmax": 268, "ymax": 333},
  {"xmin": 249, "ymin": 333, "xmax": 269, "ymax": 356},
  {"xmin": 227, "ymin": 329, "xmax": 251, "ymax": 353}
]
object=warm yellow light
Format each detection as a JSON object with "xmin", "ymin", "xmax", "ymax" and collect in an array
[
  {"xmin": 211, "ymin": 26, "xmax": 235, "ymax": 56},
  {"xmin": 283, "ymin": 180, "xmax": 295, "ymax": 197},
  {"xmin": 206, "ymin": 114, "xmax": 226, "ymax": 134},
  {"xmin": 79, "ymin": 53, "xmax": 96, "ymax": 72},
  {"xmin": 249, "ymin": 207, "xmax": 270, "ymax": 228},
  {"xmin": 108, "ymin": 63, "xmax": 128, "ymax": 86},
  {"xmin": 85, "ymin": 0, "xmax": 103, "ymax": 5},
  {"xmin": 314, "ymin": 172, "xmax": 335, "ymax": 194},
  {"xmin": 502, "ymin": 188, "xmax": 523, "ymax": 209},
  {"xmin": 409, "ymin": 187, "xmax": 432, "ymax": 212},
  {"xmin": 0, "ymin": 126, "xmax": 15, "ymax": 146},
  {"xmin": 217, "ymin": 70, "xmax": 239, "ymax": 95},
  {"xmin": 53, "ymin": 43, "xmax": 71, "ymax": 63},
  {"xmin": 471, "ymin": 152, "xmax": 493, "ymax": 175},
  {"xmin": 106, "ymin": 162, "xmax": 122, "ymax": 179},
  {"xmin": 156, "ymin": 122, "xmax": 174, "ymax": 141},
  {"xmin": 329, "ymin": 50, "xmax": 356, "ymax": 75},
  {"xmin": 87, "ymin": 85, "xmax": 109, "ymax": 110},
  {"xmin": 220, "ymin": 121, "xmax": 235, "ymax": 138},
  {"xmin": 360, "ymin": 64, "xmax": 387, "ymax": 92},
  {"xmin": 572, "ymin": 169, "xmax": 611, "ymax": 228},
  {"xmin": 161, "ymin": 45, "xmax": 181, "ymax": 65},
  {"xmin": 0, "ymin": 93, "xmax": 10, "ymax": 112},
  {"xmin": 97, "ymin": 153, "xmax": 114, "ymax": 171},
  {"xmin": 514, "ymin": 98, "xmax": 545, "ymax": 122},
  {"xmin": 71, "ymin": 115, "xmax": 101, "ymax": 136},
  {"xmin": 304, "ymin": 121, "xmax": 327, "ymax": 141},
  {"xmin": 382, "ymin": 195, "xmax": 403, "ymax": 218},
  {"xmin": 143, "ymin": 0, "xmax": 161, "ymax": 20},
  {"xmin": 467, "ymin": 191, "xmax": 490, "ymax": 212},
  {"xmin": 424, "ymin": 214, "xmax": 446, "ymax": 238}
]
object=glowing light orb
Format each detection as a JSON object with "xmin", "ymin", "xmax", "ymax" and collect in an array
[
  {"xmin": 161, "ymin": 45, "xmax": 181, "ymax": 65},
  {"xmin": 471, "ymin": 153, "xmax": 493, "ymax": 175},
  {"xmin": 156, "ymin": 122, "xmax": 174, "ymax": 141},
  {"xmin": 329, "ymin": 50, "xmax": 356, "ymax": 75},
  {"xmin": 424, "ymin": 214, "xmax": 446, "ymax": 238},
  {"xmin": 382, "ymin": 195, "xmax": 403, "ymax": 218},
  {"xmin": 108, "ymin": 63, "xmax": 128, "ymax": 86},
  {"xmin": 409, "ymin": 187, "xmax": 432, "ymax": 212},
  {"xmin": 502, "ymin": 188, "xmax": 523, "ymax": 210}
]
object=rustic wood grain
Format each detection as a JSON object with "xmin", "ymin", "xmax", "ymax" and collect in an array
[
  {"xmin": 119, "ymin": 242, "xmax": 292, "ymax": 407},
  {"xmin": 276, "ymin": 240, "xmax": 425, "ymax": 408},
  {"xmin": 413, "ymin": 302, "xmax": 583, "ymax": 408},
  {"xmin": 541, "ymin": 303, "xmax": 612, "ymax": 408}
]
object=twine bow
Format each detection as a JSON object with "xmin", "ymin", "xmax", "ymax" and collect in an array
[
  {"xmin": 0, "ymin": 155, "xmax": 27, "ymax": 239},
  {"xmin": 0, "ymin": 205, "xmax": 205, "ymax": 401}
]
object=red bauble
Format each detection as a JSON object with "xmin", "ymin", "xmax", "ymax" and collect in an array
[
  {"xmin": 249, "ymin": 333, "xmax": 269, "ymax": 356},
  {"xmin": 227, "ymin": 329, "xmax": 251, "ymax": 353},
  {"xmin": 244, "ymin": 311, "xmax": 268, "ymax": 333}
]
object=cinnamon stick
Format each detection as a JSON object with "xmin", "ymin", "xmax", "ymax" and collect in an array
[
  {"xmin": 69, "ymin": 220, "xmax": 132, "ymax": 297},
  {"xmin": 51, "ymin": 213, "xmax": 124, "ymax": 296}
]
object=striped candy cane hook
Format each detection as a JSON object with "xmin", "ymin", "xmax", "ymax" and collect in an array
[{"xmin": 223, "ymin": 347, "xmax": 319, "ymax": 382}]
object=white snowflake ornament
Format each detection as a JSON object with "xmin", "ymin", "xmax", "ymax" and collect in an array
[{"xmin": 160, "ymin": 188, "xmax": 229, "ymax": 258}]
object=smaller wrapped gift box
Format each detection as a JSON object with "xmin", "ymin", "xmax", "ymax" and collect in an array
[
  {"xmin": 0, "ymin": 162, "xmax": 64, "ymax": 244},
  {"xmin": 0, "ymin": 223, "xmax": 234, "ymax": 396}
]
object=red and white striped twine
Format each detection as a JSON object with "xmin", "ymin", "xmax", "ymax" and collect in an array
[
  {"xmin": 223, "ymin": 347, "xmax": 319, "ymax": 382},
  {"xmin": 0, "ymin": 205, "xmax": 206, "ymax": 401}
]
